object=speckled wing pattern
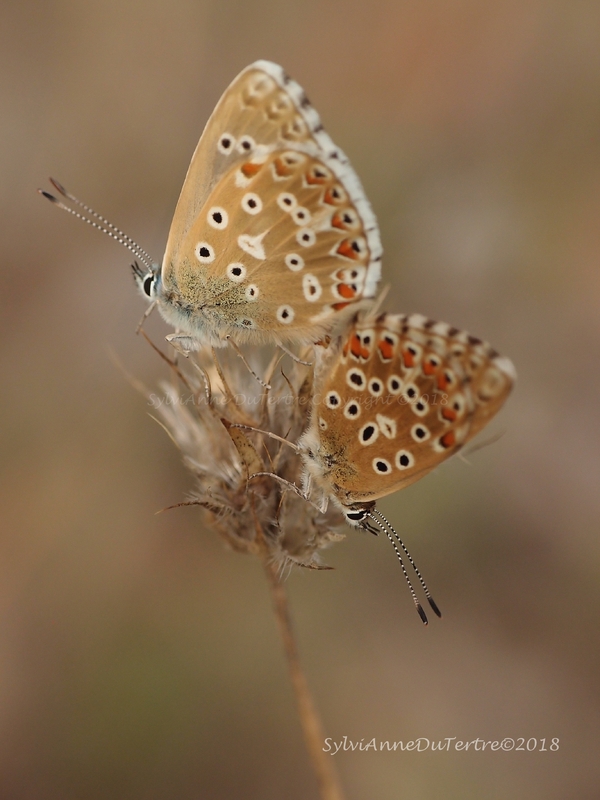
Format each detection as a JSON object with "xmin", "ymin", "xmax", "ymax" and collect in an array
[
  {"xmin": 159, "ymin": 61, "xmax": 382, "ymax": 345},
  {"xmin": 301, "ymin": 312, "xmax": 515, "ymax": 508}
]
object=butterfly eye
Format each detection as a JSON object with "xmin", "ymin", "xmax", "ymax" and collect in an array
[
  {"xmin": 346, "ymin": 509, "xmax": 367, "ymax": 523},
  {"xmin": 142, "ymin": 274, "xmax": 154, "ymax": 297}
]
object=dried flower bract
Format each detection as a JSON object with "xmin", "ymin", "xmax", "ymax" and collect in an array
[{"xmin": 152, "ymin": 341, "xmax": 346, "ymax": 571}]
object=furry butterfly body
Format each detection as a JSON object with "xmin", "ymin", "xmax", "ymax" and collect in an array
[{"xmin": 137, "ymin": 61, "xmax": 382, "ymax": 347}]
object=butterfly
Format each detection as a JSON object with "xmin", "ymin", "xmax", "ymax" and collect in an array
[
  {"xmin": 299, "ymin": 310, "xmax": 516, "ymax": 526},
  {"xmin": 132, "ymin": 60, "xmax": 382, "ymax": 349},
  {"xmin": 40, "ymin": 61, "xmax": 381, "ymax": 350}
]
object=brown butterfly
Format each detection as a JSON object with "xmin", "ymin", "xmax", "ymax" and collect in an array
[
  {"xmin": 140, "ymin": 60, "xmax": 382, "ymax": 349},
  {"xmin": 40, "ymin": 61, "xmax": 382, "ymax": 351},
  {"xmin": 294, "ymin": 309, "xmax": 515, "ymax": 621},
  {"xmin": 300, "ymin": 310, "xmax": 515, "ymax": 521}
]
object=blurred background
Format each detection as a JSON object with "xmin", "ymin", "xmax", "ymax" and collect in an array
[{"xmin": 2, "ymin": 1, "xmax": 599, "ymax": 797}]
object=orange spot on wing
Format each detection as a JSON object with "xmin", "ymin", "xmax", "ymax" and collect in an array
[
  {"xmin": 336, "ymin": 240, "xmax": 359, "ymax": 260},
  {"xmin": 441, "ymin": 407, "xmax": 457, "ymax": 422},
  {"xmin": 241, "ymin": 162, "xmax": 263, "ymax": 178},
  {"xmin": 324, "ymin": 187, "xmax": 343, "ymax": 205},
  {"xmin": 440, "ymin": 431, "xmax": 456, "ymax": 449},
  {"xmin": 437, "ymin": 373, "xmax": 449, "ymax": 391},
  {"xmin": 337, "ymin": 283, "xmax": 356, "ymax": 299},
  {"xmin": 350, "ymin": 334, "xmax": 362, "ymax": 358},
  {"xmin": 274, "ymin": 157, "xmax": 293, "ymax": 177},
  {"xmin": 305, "ymin": 170, "xmax": 328, "ymax": 185},
  {"xmin": 402, "ymin": 349, "xmax": 415, "ymax": 368},
  {"xmin": 378, "ymin": 339, "xmax": 394, "ymax": 360},
  {"xmin": 423, "ymin": 358, "xmax": 437, "ymax": 376},
  {"xmin": 331, "ymin": 212, "xmax": 347, "ymax": 230}
]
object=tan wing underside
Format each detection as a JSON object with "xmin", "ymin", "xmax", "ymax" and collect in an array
[
  {"xmin": 165, "ymin": 66, "xmax": 303, "ymax": 267},
  {"xmin": 163, "ymin": 62, "xmax": 380, "ymax": 292},
  {"xmin": 168, "ymin": 149, "xmax": 376, "ymax": 337},
  {"xmin": 312, "ymin": 314, "xmax": 514, "ymax": 505}
]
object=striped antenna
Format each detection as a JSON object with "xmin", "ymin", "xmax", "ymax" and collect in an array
[
  {"xmin": 38, "ymin": 178, "xmax": 155, "ymax": 271},
  {"xmin": 368, "ymin": 508, "xmax": 442, "ymax": 623}
]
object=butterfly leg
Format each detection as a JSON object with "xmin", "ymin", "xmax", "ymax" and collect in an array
[
  {"xmin": 225, "ymin": 336, "xmax": 271, "ymax": 390},
  {"xmin": 229, "ymin": 423, "xmax": 300, "ymax": 453},
  {"xmin": 274, "ymin": 339, "xmax": 313, "ymax": 367},
  {"xmin": 248, "ymin": 471, "xmax": 325, "ymax": 512},
  {"xmin": 135, "ymin": 298, "xmax": 157, "ymax": 333},
  {"xmin": 165, "ymin": 333, "xmax": 198, "ymax": 355}
]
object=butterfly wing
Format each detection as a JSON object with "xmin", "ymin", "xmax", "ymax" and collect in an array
[
  {"xmin": 302, "ymin": 312, "xmax": 515, "ymax": 507},
  {"xmin": 160, "ymin": 61, "xmax": 382, "ymax": 343}
]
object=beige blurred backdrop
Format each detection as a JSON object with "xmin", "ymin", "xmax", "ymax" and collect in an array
[{"xmin": 2, "ymin": 1, "xmax": 600, "ymax": 798}]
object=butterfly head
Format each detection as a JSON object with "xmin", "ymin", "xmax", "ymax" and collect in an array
[
  {"xmin": 132, "ymin": 261, "xmax": 161, "ymax": 301},
  {"xmin": 343, "ymin": 503, "xmax": 376, "ymax": 528}
]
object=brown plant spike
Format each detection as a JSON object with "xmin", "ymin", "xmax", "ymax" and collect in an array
[
  {"xmin": 151, "ymin": 340, "xmax": 347, "ymax": 799},
  {"xmin": 152, "ymin": 342, "xmax": 345, "ymax": 570}
]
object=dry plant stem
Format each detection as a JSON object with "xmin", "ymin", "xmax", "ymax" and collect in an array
[{"xmin": 262, "ymin": 555, "xmax": 346, "ymax": 800}]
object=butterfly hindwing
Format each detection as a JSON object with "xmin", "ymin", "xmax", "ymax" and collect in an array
[{"xmin": 301, "ymin": 312, "xmax": 515, "ymax": 507}]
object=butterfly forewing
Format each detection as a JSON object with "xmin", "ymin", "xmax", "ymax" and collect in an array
[
  {"xmin": 301, "ymin": 312, "xmax": 515, "ymax": 507},
  {"xmin": 164, "ymin": 65, "xmax": 292, "ymax": 267},
  {"xmin": 160, "ymin": 61, "xmax": 382, "ymax": 345}
]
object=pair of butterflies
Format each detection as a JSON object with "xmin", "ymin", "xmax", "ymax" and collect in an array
[{"xmin": 43, "ymin": 61, "xmax": 514, "ymax": 578}]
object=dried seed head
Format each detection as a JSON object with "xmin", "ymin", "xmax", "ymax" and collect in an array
[{"xmin": 152, "ymin": 344, "xmax": 345, "ymax": 570}]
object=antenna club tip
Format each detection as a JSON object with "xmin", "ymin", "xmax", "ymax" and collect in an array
[
  {"xmin": 49, "ymin": 177, "xmax": 67, "ymax": 195},
  {"xmin": 428, "ymin": 597, "xmax": 442, "ymax": 618},
  {"xmin": 39, "ymin": 189, "xmax": 58, "ymax": 203},
  {"xmin": 417, "ymin": 604, "xmax": 429, "ymax": 625}
]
